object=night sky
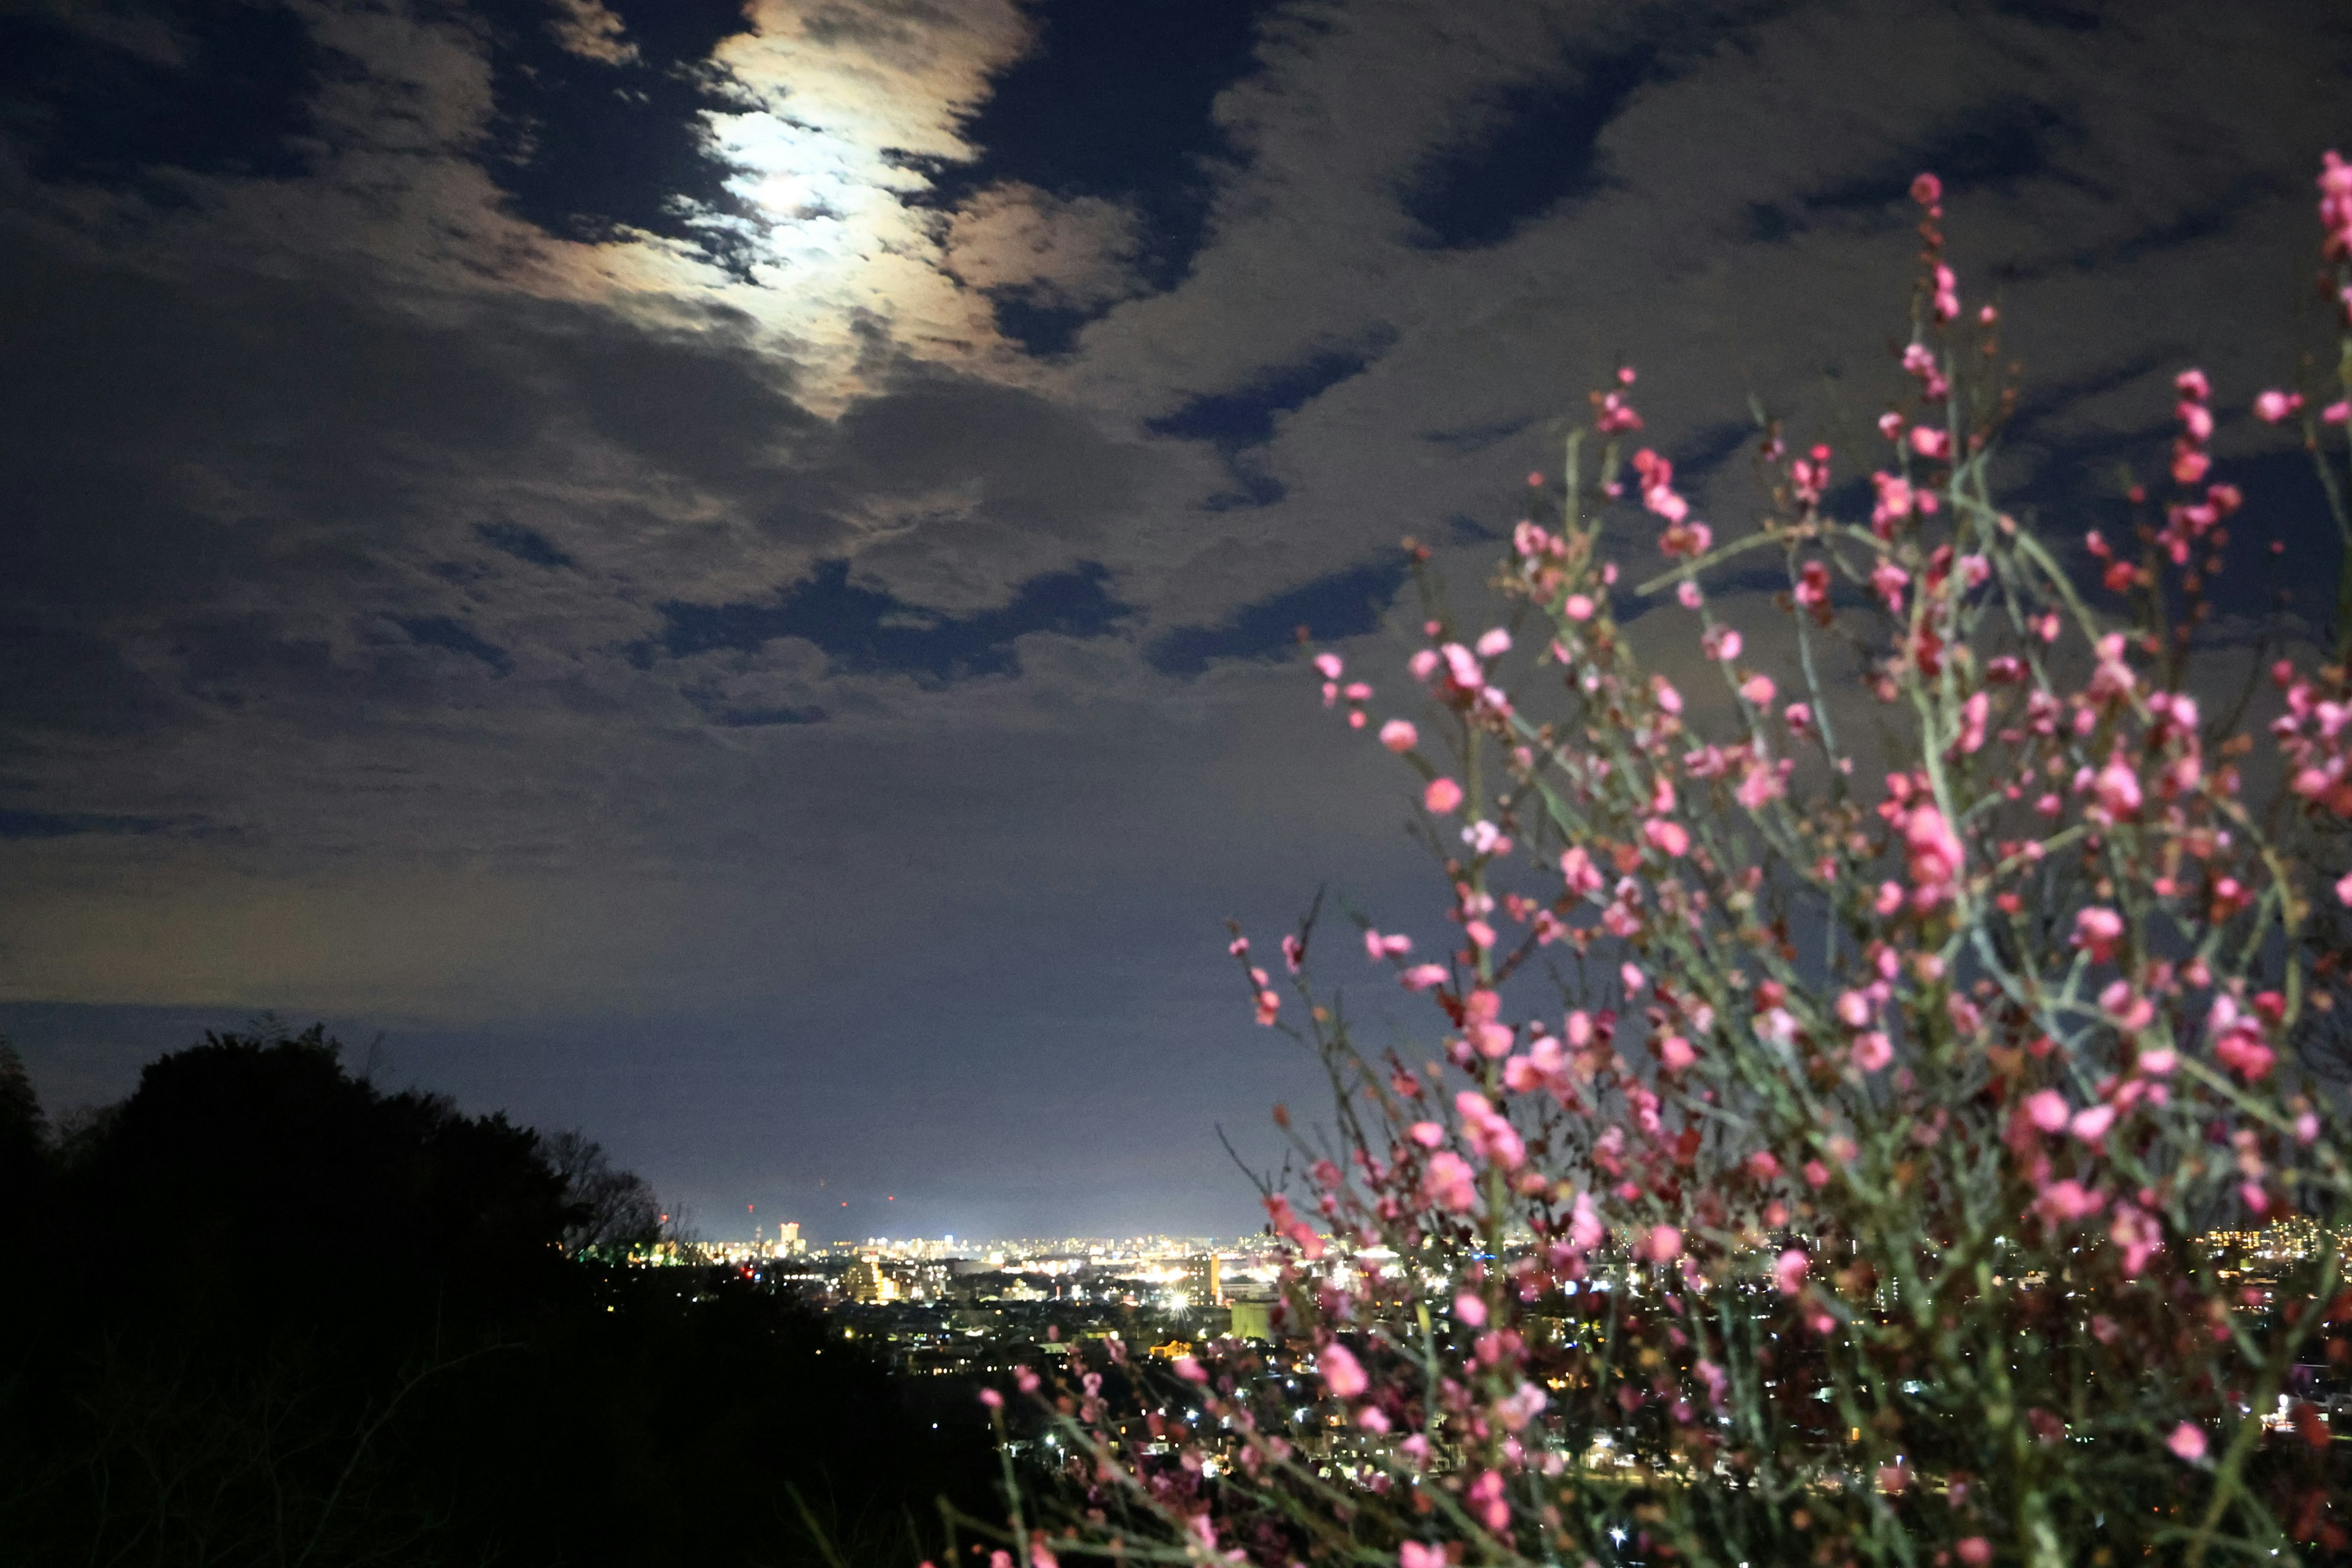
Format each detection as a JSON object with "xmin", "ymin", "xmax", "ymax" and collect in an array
[{"xmin": 2, "ymin": 0, "xmax": 2345, "ymax": 1239}]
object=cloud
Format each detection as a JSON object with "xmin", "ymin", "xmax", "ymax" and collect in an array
[
  {"xmin": 641, "ymin": 557, "xmax": 1134, "ymax": 684},
  {"xmin": 1147, "ymin": 558, "xmax": 1411, "ymax": 676},
  {"xmin": 544, "ymin": 0, "xmax": 638, "ymax": 65},
  {"xmin": 4, "ymin": 0, "xmax": 2351, "ymax": 1229}
]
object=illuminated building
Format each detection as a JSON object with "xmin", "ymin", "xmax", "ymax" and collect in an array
[
  {"xmin": 843, "ymin": 1254, "xmax": 900, "ymax": 1303},
  {"xmin": 1183, "ymin": 1253, "xmax": 1224, "ymax": 1308}
]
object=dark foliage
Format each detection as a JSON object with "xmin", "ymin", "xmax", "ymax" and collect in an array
[{"xmin": 0, "ymin": 1027, "xmax": 995, "ymax": 1566}]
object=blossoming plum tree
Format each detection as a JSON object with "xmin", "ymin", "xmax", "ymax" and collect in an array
[{"xmin": 974, "ymin": 154, "xmax": 2352, "ymax": 1568}]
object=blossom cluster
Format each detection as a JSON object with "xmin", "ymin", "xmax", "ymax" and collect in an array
[{"xmin": 971, "ymin": 154, "xmax": 2352, "ymax": 1568}]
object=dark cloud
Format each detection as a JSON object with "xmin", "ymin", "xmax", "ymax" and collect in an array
[
  {"xmin": 1803, "ymin": 95, "xmax": 2082, "ymax": 214},
  {"xmin": 643, "ymin": 559, "xmax": 1132, "ymax": 684},
  {"xmin": 0, "ymin": 623, "xmax": 178, "ymax": 739},
  {"xmin": 1147, "ymin": 558, "xmax": 1408, "ymax": 676},
  {"xmin": 475, "ymin": 520, "xmax": 576, "ymax": 570},
  {"xmin": 5, "ymin": 0, "xmax": 2350, "ymax": 1233},
  {"xmin": 397, "ymin": 616, "xmax": 514, "ymax": 677},
  {"xmin": 0, "ymin": 809, "xmax": 175, "ymax": 840},
  {"xmin": 0, "ymin": 2, "xmax": 321, "ymax": 188},
  {"xmin": 1398, "ymin": 37, "xmax": 1660, "ymax": 250},
  {"xmin": 472, "ymin": 0, "xmax": 763, "ymax": 274},
  {"xmin": 1148, "ymin": 337, "xmax": 1390, "ymax": 507},
  {"xmin": 935, "ymin": 0, "xmax": 1272, "ymax": 311},
  {"xmin": 1419, "ymin": 417, "xmax": 1534, "ymax": 456}
]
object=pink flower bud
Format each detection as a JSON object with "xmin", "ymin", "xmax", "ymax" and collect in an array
[
  {"xmin": 1423, "ymin": 777, "xmax": 1464, "ymax": 813},
  {"xmin": 1774, "ymin": 1248, "xmax": 1809, "ymax": 1294},
  {"xmin": 2166, "ymin": 1423, "xmax": 2207, "ymax": 1462},
  {"xmin": 2255, "ymin": 388, "xmax": 2303, "ymax": 424},
  {"xmin": 1319, "ymin": 1342, "xmax": 1367, "ymax": 1398},
  {"xmin": 1379, "ymin": 718, "xmax": 1418, "ymax": 753},
  {"xmin": 2025, "ymin": 1090, "xmax": 2070, "ymax": 1133}
]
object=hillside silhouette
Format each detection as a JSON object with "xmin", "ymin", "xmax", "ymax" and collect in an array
[{"xmin": 0, "ymin": 1028, "xmax": 995, "ymax": 1567}]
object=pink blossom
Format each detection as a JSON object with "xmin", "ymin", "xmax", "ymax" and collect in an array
[
  {"xmin": 1173, "ymin": 1355, "xmax": 1207, "ymax": 1384},
  {"xmin": 1643, "ymin": 818, "xmax": 1690, "ymax": 857},
  {"xmin": 2074, "ymin": 906, "xmax": 2124, "ymax": 963},
  {"xmin": 1739, "ymin": 674, "xmax": 1776, "ymax": 705},
  {"xmin": 2034, "ymin": 1180, "xmax": 2103, "ymax": 1224},
  {"xmin": 1704, "ymin": 626, "xmax": 1743, "ymax": 662},
  {"xmin": 1408, "ymin": 1120, "xmax": 1446, "ymax": 1149},
  {"xmin": 1851, "ymin": 1032, "xmax": 1894, "ymax": 1072},
  {"xmin": 1409, "ymin": 647, "xmax": 1439, "ymax": 682},
  {"xmin": 1559, "ymin": 845, "xmax": 1603, "ymax": 897},
  {"xmin": 1784, "ymin": 701, "xmax": 1812, "ymax": 734},
  {"xmin": 1400, "ymin": 963, "xmax": 1449, "ymax": 991},
  {"xmin": 1365, "ymin": 928, "xmax": 1412, "ymax": 960},
  {"xmin": 1659, "ymin": 1035, "xmax": 1696, "ymax": 1072},
  {"xmin": 2167, "ymin": 1422, "xmax": 2207, "ymax": 1463},
  {"xmin": 1453, "ymin": 1292, "xmax": 1487, "ymax": 1328},
  {"xmin": 1441, "ymin": 643, "xmax": 1482, "ymax": 688},
  {"xmin": 1957, "ymin": 1539, "xmax": 1992, "ymax": 1567},
  {"xmin": 1903, "ymin": 803, "xmax": 1965, "ymax": 899},
  {"xmin": 1564, "ymin": 593, "xmax": 1594, "ymax": 620},
  {"xmin": 1871, "ymin": 559, "xmax": 1910, "ymax": 612},
  {"xmin": 1774, "ymin": 1248, "xmax": 1809, "ymax": 1295},
  {"xmin": 1475, "ymin": 628, "xmax": 1512, "ymax": 658},
  {"xmin": 1654, "ymin": 678, "xmax": 1684, "ymax": 714},
  {"xmin": 1313, "ymin": 652, "xmax": 1343, "ymax": 680},
  {"xmin": 2094, "ymin": 758, "xmax": 2144, "ymax": 816},
  {"xmin": 2337, "ymin": 869, "xmax": 2352, "ymax": 907},
  {"xmin": 1911, "ymin": 172, "xmax": 1943, "ymax": 206},
  {"xmin": 1320, "ymin": 1341, "xmax": 1368, "ymax": 1398},
  {"xmin": 1422, "ymin": 1151, "xmax": 1479, "ymax": 1212},
  {"xmin": 2255, "ymin": 389, "xmax": 2304, "ymax": 424},
  {"xmin": 1910, "ymin": 425, "xmax": 1950, "ymax": 460},
  {"xmin": 2069, "ymin": 1104, "xmax": 2116, "ymax": 1142},
  {"xmin": 1400, "ymin": 1545, "xmax": 1447, "ymax": 1568},
  {"xmin": 2328, "ymin": 401, "xmax": 2351, "ymax": 425},
  {"xmin": 979, "ymin": 1388, "xmax": 1004, "ymax": 1409},
  {"xmin": 2111, "ymin": 1202, "xmax": 2163, "ymax": 1275},
  {"xmin": 1643, "ymin": 1224, "xmax": 1683, "ymax": 1262},
  {"xmin": 1675, "ymin": 580, "xmax": 1702, "ymax": 609},
  {"xmin": 1569, "ymin": 1188, "xmax": 1604, "ymax": 1251},
  {"xmin": 2025, "ymin": 1089, "xmax": 2070, "ymax": 1133},
  {"xmin": 1423, "ymin": 777, "xmax": 1464, "ymax": 814},
  {"xmin": 1378, "ymin": 718, "xmax": 1419, "ymax": 754}
]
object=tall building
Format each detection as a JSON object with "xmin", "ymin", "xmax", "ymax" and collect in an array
[
  {"xmin": 1183, "ymin": 1253, "xmax": 1223, "ymax": 1307},
  {"xmin": 843, "ymin": 1254, "xmax": 899, "ymax": 1303}
]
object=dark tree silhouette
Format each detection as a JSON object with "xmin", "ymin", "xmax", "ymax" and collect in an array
[{"xmin": 0, "ymin": 1025, "xmax": 995, "ymax": 1567}]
